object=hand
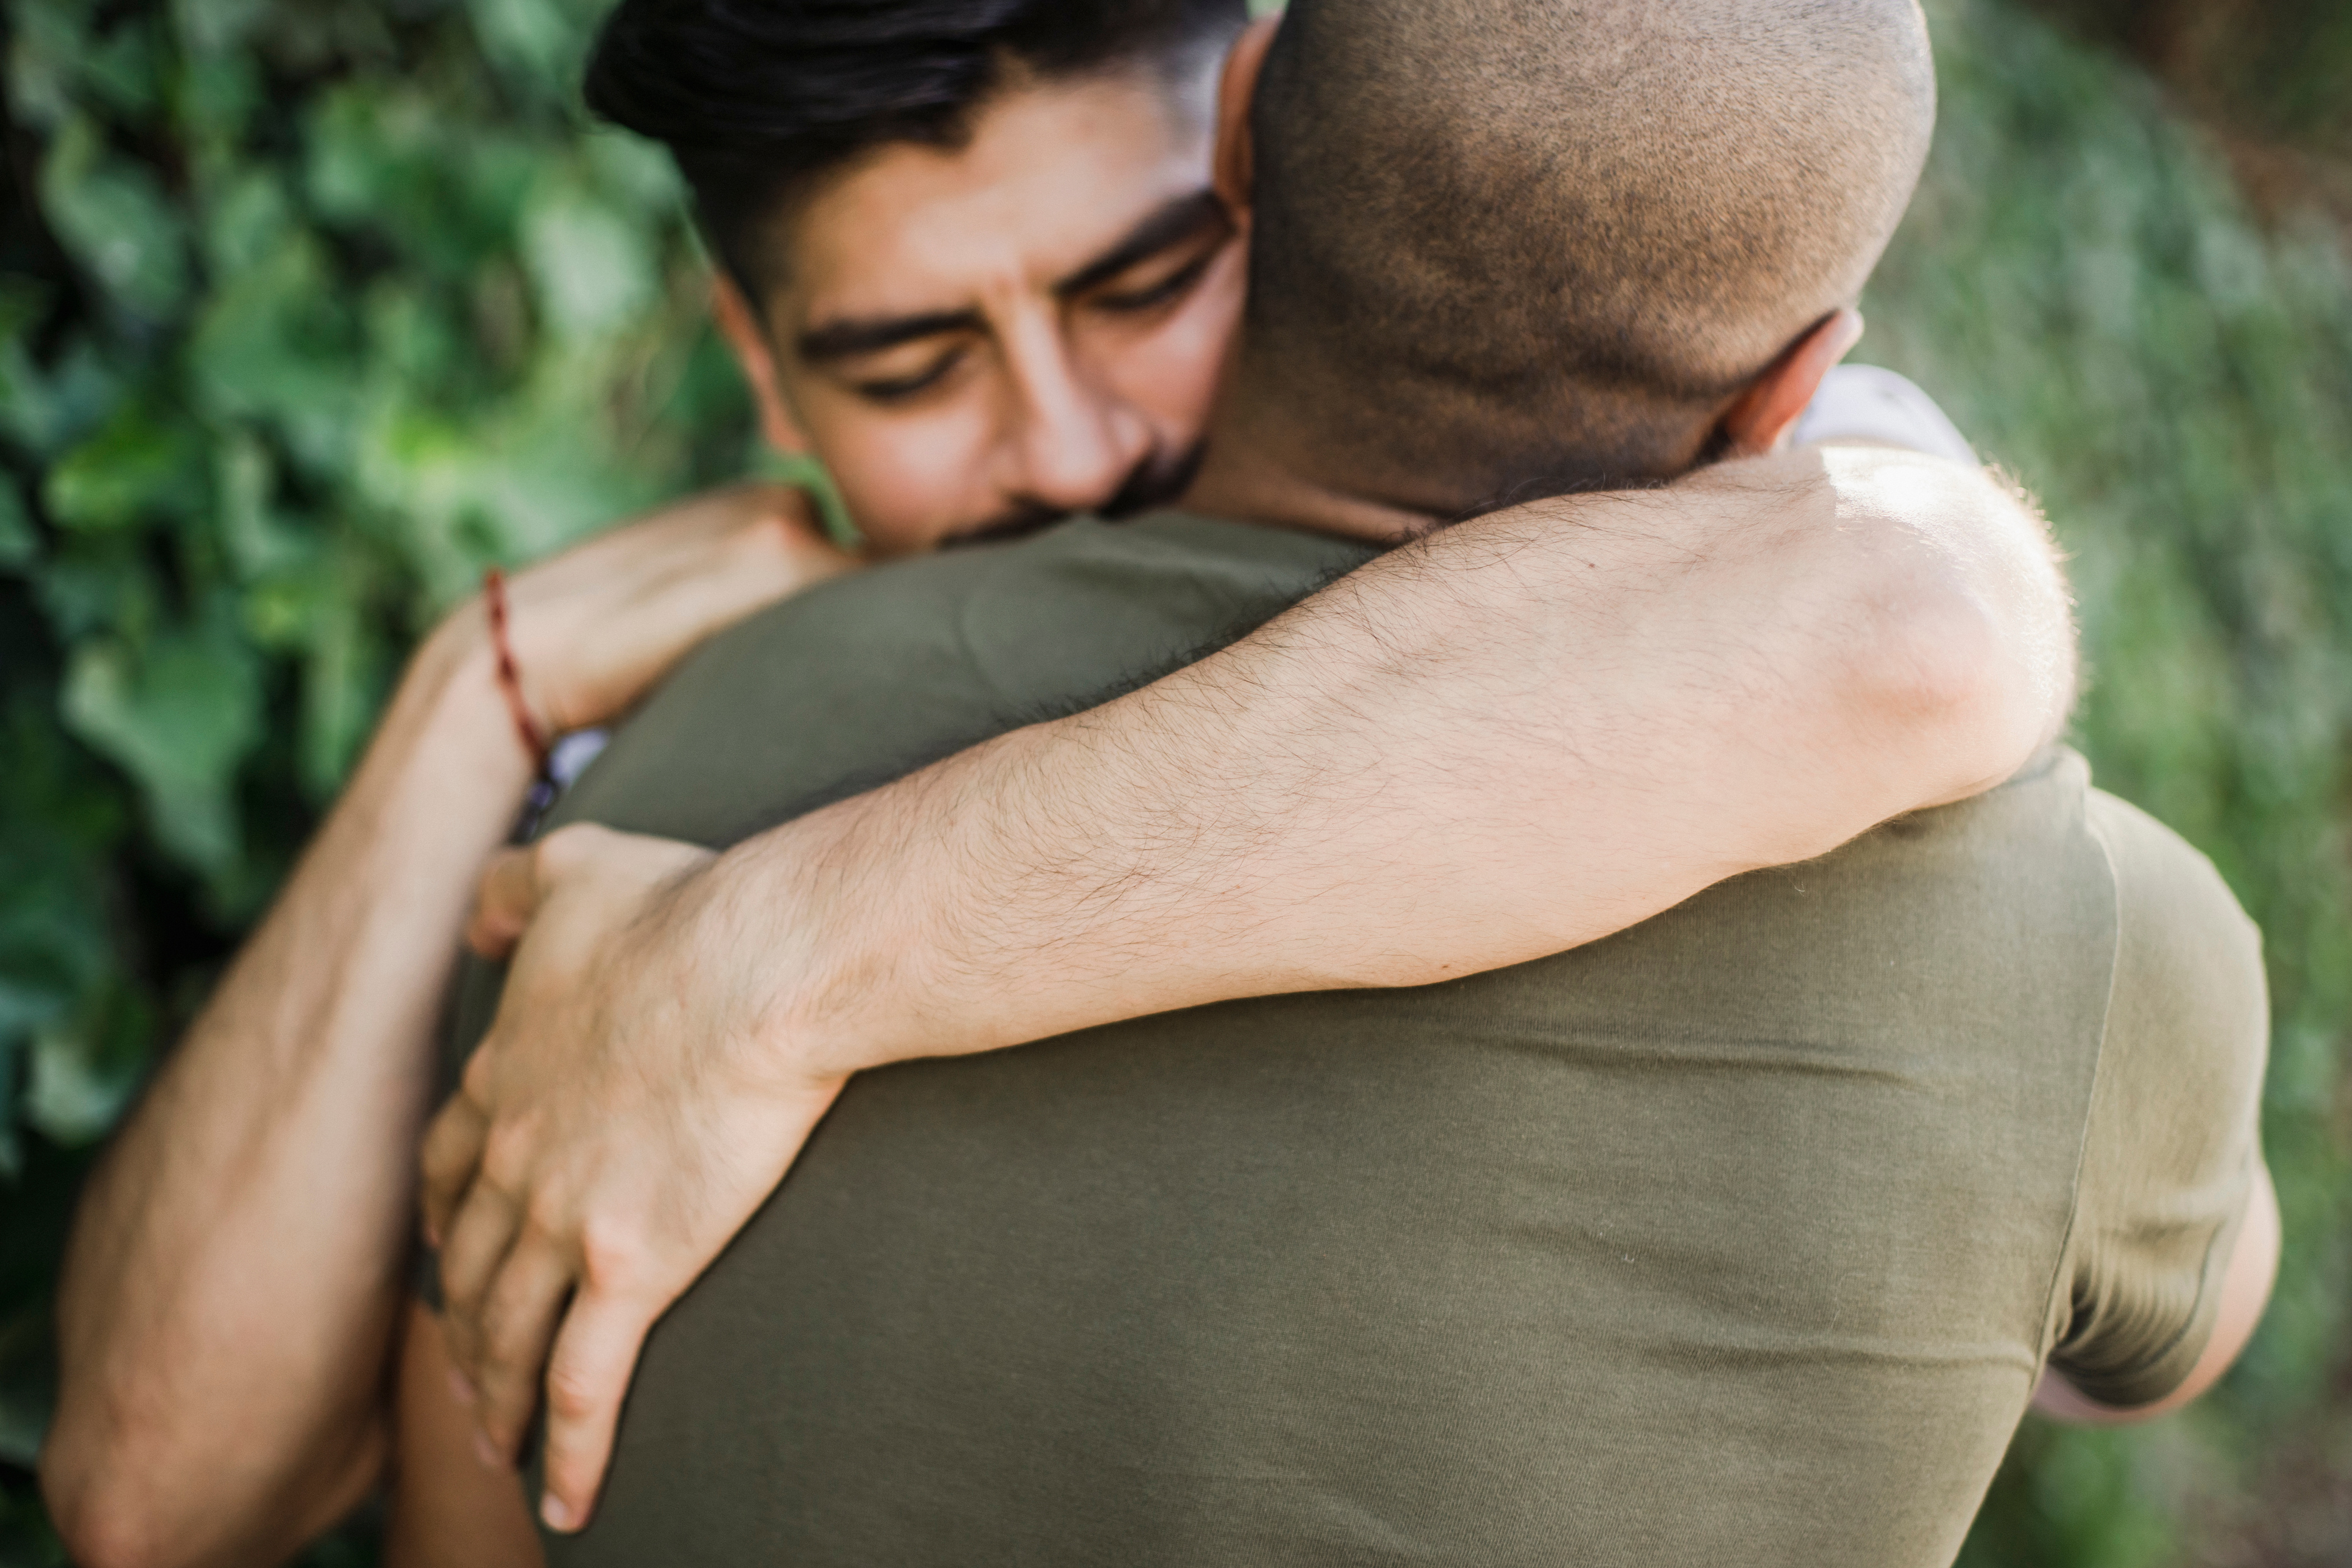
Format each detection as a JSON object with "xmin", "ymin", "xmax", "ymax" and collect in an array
[
  {"xmin": 453, "ymin": 482, "xmax": 858, "ymax": 734},
  {"xmin": 419, "ymin": 823, "xmax": 848, "ymax": 1534}
]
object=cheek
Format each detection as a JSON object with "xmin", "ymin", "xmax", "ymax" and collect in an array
[
  {"xmin": 799, "ymin": 404, "xmax": 996, "ymax": 553},
  {"xmin": 1102, "ymin": 261, "xmax": 1246, "ymax": 445}
]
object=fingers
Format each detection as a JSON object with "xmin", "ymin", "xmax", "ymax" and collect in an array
[
  {"xmin": 418, "ymin": 1094, "xmax": 490, "ymax": 1249},
  {"xmin": 465, "ymin": 847, "xmax": 544, "ymax": 960},
  {"xmin": 536, "ymin": 1286, "xmax": 666, "ymax": 1534},
  {"xmin": 435, "ymin": 1178, "xmax": 523, "ymax": 1377},
  {"xmin": 469, "ymin": 1233, "xmax": 577, "ymax": 1460}
]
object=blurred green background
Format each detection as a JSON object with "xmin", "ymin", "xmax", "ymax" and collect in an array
[{"xmin": 1, "ymin": 0, "xmax": 2346, "ymax": 1561}]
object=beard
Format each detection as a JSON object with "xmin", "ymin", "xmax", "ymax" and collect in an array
[
  {"xmin": 948, "ymin": 438, "xmax": 1209, "ymax": 548},
  {"xmin": 1095, "ymin": 438, "xmax": 1207, "ymax": 520}
]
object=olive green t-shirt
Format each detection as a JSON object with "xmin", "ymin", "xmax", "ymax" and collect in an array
[{"xmin": 446, "ymin": 512, "xmax": 2268, "ymax": 1568}]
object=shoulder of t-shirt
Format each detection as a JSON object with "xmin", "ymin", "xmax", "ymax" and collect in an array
[
  {"xmin": 2079, "ymin": 788, "xmax": 2267, "ymax": 1178},
  {"xmin": 2050, "ymin": 788, "xmax": 2268, "ymax": 1406},
  {"xmin": 2083, "ymin": 790, "xmax": 2267, "ymax": 1052},
  {"xmin": 549, "ymin": 515, "xmax": 1370, "ymax": 846},
  {"xmin": 706, "ymin": 513, "xmax": 1366, "ymax": 676}
]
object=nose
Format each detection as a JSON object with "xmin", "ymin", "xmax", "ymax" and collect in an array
[{"xmin": 993, "ymin": 309, "xmax": 1150, "ymax": 514}]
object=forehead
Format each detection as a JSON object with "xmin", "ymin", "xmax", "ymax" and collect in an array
[{"xmin": 769, "ymin": 72, "xmax": 1215, "ymax": 324}]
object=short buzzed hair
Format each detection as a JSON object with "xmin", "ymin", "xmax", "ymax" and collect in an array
[{"xmin": 1241, "ymin": 0, "xmax": 1936, "ymax": 506}]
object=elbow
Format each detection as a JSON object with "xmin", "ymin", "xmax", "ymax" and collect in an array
[
  {"xmin": 41, "ymin": 1399, "xmax": 222, "ymax": 1568},
  {"xmin": 1818, "ymin": 451, "xmax": 2078, "ymax": 807},
  {"xmin": 41, "ymin": 1444, "xmax": 183, "ymax": 1568},
  {"xmin": 1852, "ymin": 550, "xmax": 2074, "ymax": 806},
  {"xmin": 41, "ymin": 1384, "xmax": 389, "ymax": 1568}
]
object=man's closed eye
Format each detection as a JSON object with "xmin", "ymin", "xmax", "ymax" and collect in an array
[
  {"xmin": 1086, "ymin": 242, "xmax": 1224, "ymax": 318},
  {"xmin": 849, "ymin": 347, "xmax": 969, "ymax": 405}
]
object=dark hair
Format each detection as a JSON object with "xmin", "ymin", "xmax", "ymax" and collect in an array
[{"xmin": 585, "ymin": 0, "xmax": 1249, "ymax": 291}]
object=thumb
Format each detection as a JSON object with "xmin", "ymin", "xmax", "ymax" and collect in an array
[{"xmin": 465, "ymin": 847, "xmax": 546, "ymax": 960}]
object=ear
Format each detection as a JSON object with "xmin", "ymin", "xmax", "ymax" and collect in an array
[
  {"xmin": 711, "ymin": 272, "xmax": 813, "ymax": 456},
  {"xmin": 1717, "ymin": 307, "xmax": 1865, "ymax": 458},
  {"xmin": 1211, "ymin": 15, "xmax": 1281, "ymax": 226}
]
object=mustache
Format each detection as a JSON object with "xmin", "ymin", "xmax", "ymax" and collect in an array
[
  {"xmin": 945, "ymin": 440, "xmax": 1209, "ymax": 549},
  {"xmin": 1097, "ymin": 439, "xmax": 1206, "ymax": 521}
]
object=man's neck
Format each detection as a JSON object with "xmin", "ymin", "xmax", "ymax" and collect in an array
[{"xmin": 1176, "ymin": 385, "xmax": 1440, "ymax": 547}]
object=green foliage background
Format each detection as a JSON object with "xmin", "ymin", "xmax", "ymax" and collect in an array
[{"xmin": 0, "ymin": 0, "xmax": 2346, "ymax": 1561}]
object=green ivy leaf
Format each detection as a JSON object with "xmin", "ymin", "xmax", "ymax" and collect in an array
[
  {"xmin": 61, "ymin": 608, "xmax": 262, "ymax": 876},
  {"xmin": 0, "ymin": 324, "xmax": 124, "ymax": 460},
  {"xmin": 0, "ymin": 480, "xmax": 34, "ymax": 570},
  {"xmin": 37, "ymin": 116, "xmax": 190, "ymax": 320},
  {"xmin": 522, "ymin": 179, "xmax": 656, "ymax": 340},
  {"xmin": 213, "ymin": 428, "xmax": 308, "ymax": 579},
  {"xmin": 172, "ymin": 0, "xmax": 272, "ymax": 58},
  {"xmin": 72, "ymin": 16, "xmax": 165, "ymax": 122},
  {"xmin": 4, "ymin": 0, "xmax": 93, "ymax": 133},
  {"xmin": 187, "ymin": 231, "xmax": 354, "ymax": 470},
  {"xmin": 467, "ymin": 0, "xmax": 586, "ymax": 100},
  {"xmin": 581, "ymin": 129, "xmax": 683, "ymax": 217},
  {"xmin": 41, "ymin": 402, "xmax": 206, "ymax": 533},
  {"xmin": 198, "ymin": 167, "xmax": 293, "ymax": 279},
  {"xmin": 25, "ymin": 990, "xmax": 151, "ymax": 1148}
]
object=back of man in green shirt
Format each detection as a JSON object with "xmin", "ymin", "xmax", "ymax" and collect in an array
[
  {"xmin": 463, "ymin": 511, "xmax": 2262, "ymax": 1567},
  {"xmin": 441, "ymin": 0, "xmax": 2271, "ymax": 1560}
]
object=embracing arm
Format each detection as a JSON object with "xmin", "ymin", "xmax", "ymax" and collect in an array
[
  {"xmin": 790, "ymin": 444, "xmax": 2073, "ymax": 1042},
  {"xmin": 41, "ymin": 622, "xmax": 534, "ymax": 1568},
  {"xmin": 40, "ymin": 485, "xmax": 848, "ymax": 1568},
  {"xmin": 427, "ymin": 441, "xmax": 2079, "ymax": 1528}
]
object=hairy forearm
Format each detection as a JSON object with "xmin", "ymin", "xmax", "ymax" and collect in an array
[
  {"xmin": 44, "ymin": 622, "xmax": 533, "ymax": 1568},
  {"xmin": 727, "ymin": 446, "xmax": 2071, "ymax": 1073}
]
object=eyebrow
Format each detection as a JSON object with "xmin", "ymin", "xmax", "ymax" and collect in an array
[
  {"xmin": 1051, "ymin": 187, "xmax": 1228, "ymax": 298},
  {"xmin": 793, "ymin": 188, "xmax": 1229, "ymax": 366}
]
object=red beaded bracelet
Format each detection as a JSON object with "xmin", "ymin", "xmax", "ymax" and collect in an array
[{"xmin": 482, "ymin": 567, "xmax": 551, "ymax": 772}]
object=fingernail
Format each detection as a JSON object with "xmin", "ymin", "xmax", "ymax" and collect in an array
[
  {"xmin": 448, "ymin": 1369, "xmax": 475, "ymax": 1406},
  {"xmin": 474, "ymin": 1429, "xmax": 503, "ymax": 1470},
  {"xmin": 541, "ymin": 1494, "xmax": 577, "ymax": 1532}
]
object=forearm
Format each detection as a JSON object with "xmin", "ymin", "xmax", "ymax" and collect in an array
[
  {"xmin": 44, "ymin": 619, "xmax": 533, "ymax": 1568},
  {"xmin": 725, "ymin": 447, "xmax": 2071, "ymax": 1072}
]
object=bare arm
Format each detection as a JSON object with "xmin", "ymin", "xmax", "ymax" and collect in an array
[
  {"xmin": 423, "ymin": 443, "xmax": 2079, "ymax": 1528},
  {"xmin": 41, "ymin": 623, "xmax": 531, "ymax": 1568},
  {"xmin": 386, "ymin": 1303, "xmax": 545, "ymax": 1568},
  {"xmin": 41, "ymin": 486, "xmax": 850, "ymax": 1568},
  {"xmin": 793, "ymin": 444, "xmax": 2073, "ymax": 1041}
]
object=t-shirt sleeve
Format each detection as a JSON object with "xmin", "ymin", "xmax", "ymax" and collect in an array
[
  {"xmin": 2046, "ymin": 791, "xmax": 2270, "ymax": 1408},
  {"xmin": 1789, "ymin": 363, "xmax": 1978, "ymax": 465}
]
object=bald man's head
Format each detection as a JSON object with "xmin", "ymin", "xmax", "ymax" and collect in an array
[{"xmin": 1238, "ymin": 0, "xmax": 1934, "ymax": 508}]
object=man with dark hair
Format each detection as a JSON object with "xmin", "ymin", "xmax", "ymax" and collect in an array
[
  {"xmin": 398, "ymin": 1, "xmax": 2271, "ymax": 1564},
  {"xmin": 587, "ymin": 0, "xmax": 1261, "ymax": 542}
]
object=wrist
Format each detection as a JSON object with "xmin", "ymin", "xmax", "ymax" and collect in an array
[
  {"xmin": 711, "ymin": 764, "xmax": 993, "ymax": 1081},
  {"xmin": 390, "ymin": 606, "xmax": 540, "ymax": 802}
]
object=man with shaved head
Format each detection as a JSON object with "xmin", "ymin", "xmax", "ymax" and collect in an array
[
  {"xmin": 394, "ymin": 2, "xmax": 2273, "ymax": 1563},
  {"xmin": 1247, "ymin": 0, "xmax": 1936, "ymax": 489}
]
